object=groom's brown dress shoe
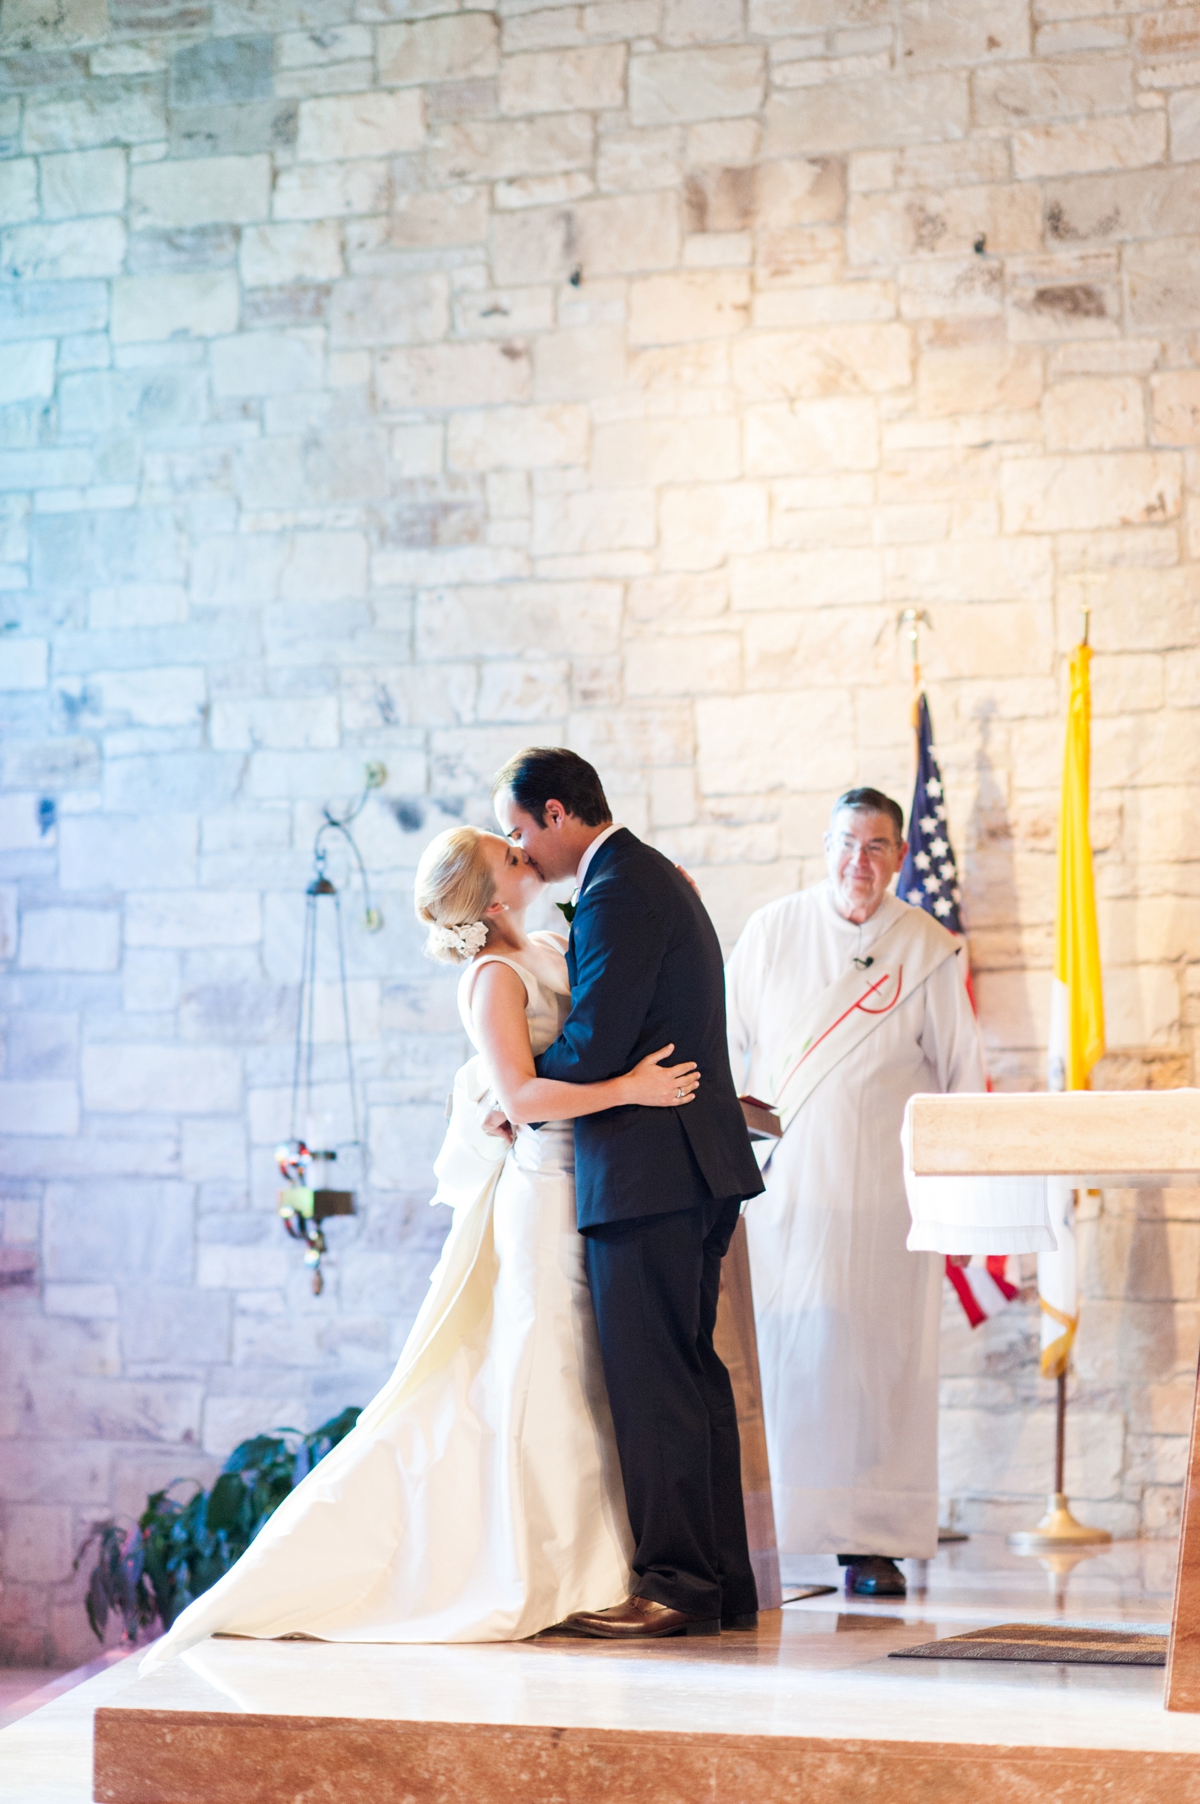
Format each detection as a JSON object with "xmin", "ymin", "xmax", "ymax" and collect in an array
[{"xmin": 560, "ymin": 1596, "xmax": 720, "ymax": 1639}]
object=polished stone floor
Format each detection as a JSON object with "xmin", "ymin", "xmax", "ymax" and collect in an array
[
  {"xmin": 0, "ymin": 1653, "xmax": 142, "ymax": 1804},
  {"xmin": 1, "ymin": 1536, "xmax": 1190, "ymax": 1804},
  {"xmin": 0, "ymin": 1651, "xmax": 133, "ymax": 1732},
  {"xmin": 0, "ymin": 1669, "xmax": 65, "ymax": 1722}
]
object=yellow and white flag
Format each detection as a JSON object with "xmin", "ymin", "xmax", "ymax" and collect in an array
[{"xmin": 1039, "ymin": 642, "xmax": 1105, "ymax": 1380}]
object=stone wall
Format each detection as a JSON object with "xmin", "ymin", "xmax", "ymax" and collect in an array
[{"xmin": 2, "ymin": 0, "xmax": 1199, "ymax": 1660}]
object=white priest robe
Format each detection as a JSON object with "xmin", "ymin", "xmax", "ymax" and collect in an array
[{"xmin": 726, "ymin": 882, "xmax": 986, "ymax": 1560}]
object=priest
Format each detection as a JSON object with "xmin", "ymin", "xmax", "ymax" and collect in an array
[{"xmin": 726, "ymin": 787, "xmax": 985, "ymax": 1597}]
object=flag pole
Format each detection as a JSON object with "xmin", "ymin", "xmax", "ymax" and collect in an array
[
  {"xmin": 896, "ymin": 615, "xmax": 1000, "ymax": 1517},
  {"xmin": 899, "ymin": 607, "xmax": 930, "ymax": 730},
  {"xmin": 1008, "ymin": 614, "xmax": 1110, "ymax": 1554},
  {"xmin": 1009, "ymin": 1246, "xmax": 1110, "ymax": 1550}
]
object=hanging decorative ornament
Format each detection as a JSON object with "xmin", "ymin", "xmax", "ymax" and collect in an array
[
  {"xmin": 275, "ymin": 1135, "xmax": 353, "ymax": 1297},
  {"xmin": 277, "ymin": 765, "xmax": 384, "ymax": 1294}
]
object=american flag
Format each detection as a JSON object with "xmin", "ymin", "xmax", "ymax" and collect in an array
[
  {"xmin": 898, "ymin": 693, "xmax": 1013, "ymax": 1328},
  {"xmin": 897, "ymin": 693, "xmax": 963, "ymax": 932},
  {"xmin": 945, "ymin": 1253, "xmax": 1020, "ymax": 1328}
]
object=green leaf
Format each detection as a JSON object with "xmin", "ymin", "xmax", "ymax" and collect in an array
[
  {"xmin": 205, "ymin": 1472, "xmax": 248, "ymax": 1533},
  {"xmin": 222, "ymin": 1433, "xmax": 294, "ymax": 1476},
  {"xmin": 86, "ymin": 1565, "xmax": 110, "ymax": 1641},
  {"xmin": 555, "ymin": 899, "xmax": 575, "ymax": 924}
]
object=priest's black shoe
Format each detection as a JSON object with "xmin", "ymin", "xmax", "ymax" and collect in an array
[
  {"xmin": 722, "ymin": 1610, "xmax": 758, "ymax": 1629},
  {"xmin": 839, "ymin": 1556, "xmax": 906, "ymax": 1597}
]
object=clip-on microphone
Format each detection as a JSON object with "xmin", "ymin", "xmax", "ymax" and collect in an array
[{"xmin": 853, "ymin": 955, "xmax": 874, "ymax": 970}]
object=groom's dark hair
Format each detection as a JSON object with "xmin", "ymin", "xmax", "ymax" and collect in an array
[{"xmin": 493, "ymin": 747, "xmax": 611, "ymax": 827}]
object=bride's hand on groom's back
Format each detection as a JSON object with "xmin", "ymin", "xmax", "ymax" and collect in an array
[{"xmin": 620, "ymin": 1044, "xmax": 700, "ymax": 1110}]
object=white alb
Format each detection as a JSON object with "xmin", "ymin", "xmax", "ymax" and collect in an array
[{"xmin": 726, "ymin": 883, "xmax": 987, "ymax": 1562}]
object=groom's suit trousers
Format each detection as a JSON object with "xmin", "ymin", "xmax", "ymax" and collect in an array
[{"xmin": 583, "ymin": 1194, "xmax": 758, "ymax": 1623}]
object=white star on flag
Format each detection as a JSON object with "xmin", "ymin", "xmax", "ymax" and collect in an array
[
  {"xmin": 914, "ymin": 851, "xmax": 931, "ymax": 871},
  {"xmin": 926, "ymin": 777, "xmax": 942, "ymax": 797},
  {"xmin": 934, "ymin": 896, "xmax": 953, "ymax": 917}
]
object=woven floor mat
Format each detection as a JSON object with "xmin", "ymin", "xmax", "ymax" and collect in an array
[{"xmin": 890, "ymin": 1622, "xmax": 1168, "ymax": 1666}]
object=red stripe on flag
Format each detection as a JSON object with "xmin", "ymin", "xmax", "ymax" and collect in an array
[
  {"xmin": 985, "ymin": 1253, "xmax": 1019, "ymax": 1302},
  {"xmin": 945, "ymin": 1258, "xmax": 986, "ymax": 1328}
]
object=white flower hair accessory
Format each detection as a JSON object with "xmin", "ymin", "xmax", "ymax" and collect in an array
[{"xmin": 426, "ymin": 920, "xmax": 488, "ymax": 960}]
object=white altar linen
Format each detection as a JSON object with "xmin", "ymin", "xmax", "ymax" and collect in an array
[{"xmin": 901, "ymin": 1101, "xmax": 1056, "ymax": 1255}]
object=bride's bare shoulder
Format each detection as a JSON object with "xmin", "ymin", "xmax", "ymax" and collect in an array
[{"xmin": 463, "ymin": 955, "xmax": 532, "ymax": 1011}]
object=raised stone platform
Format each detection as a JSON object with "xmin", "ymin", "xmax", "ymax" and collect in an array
[{"xmin": 85, "ymin": 1540, "xmax": 1200, "ymax": 1804}]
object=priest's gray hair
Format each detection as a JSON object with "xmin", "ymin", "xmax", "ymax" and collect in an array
[{"xmin": 831, "ymin": 787, "xmax": 904, "ymax": 842}]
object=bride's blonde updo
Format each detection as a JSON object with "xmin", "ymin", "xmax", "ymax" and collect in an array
[{"xmin": 414, "ymin": 826, "xmax": 496, "ymax": 965}]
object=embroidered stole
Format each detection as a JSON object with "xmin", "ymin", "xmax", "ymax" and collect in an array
[{"xmin": 767, "ymin": 908, "xmax": 959, "ymax": 1134}]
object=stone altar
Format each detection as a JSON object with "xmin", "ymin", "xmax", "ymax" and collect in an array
[{"xmin": 907, "ymin": 1088, "xmax": 1200, "ymax": 1714}]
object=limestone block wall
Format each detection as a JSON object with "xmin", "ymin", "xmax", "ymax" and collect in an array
[{"xmin": 1, "ymin": 0, "xmax": 1199, "ymax": 1660}]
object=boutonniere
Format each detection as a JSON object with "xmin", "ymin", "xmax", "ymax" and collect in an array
[{"xmin": 556, "ymin": 899, "xmax": 576, "ymax": 925}]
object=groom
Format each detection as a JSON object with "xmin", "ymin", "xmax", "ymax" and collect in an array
[{"xmin": 493, "ymin": 747, "xmax": 765, "ymax": 1638}]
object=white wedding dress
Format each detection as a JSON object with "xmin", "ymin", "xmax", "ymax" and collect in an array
[{"xmin": 142, "ymin": 933, "xmax": 632, "ymax": 1669}]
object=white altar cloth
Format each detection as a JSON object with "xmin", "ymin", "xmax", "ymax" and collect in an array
[{"xmin": 902, "ymin": 1100, "xmax": 1056, "ymax": 1255}]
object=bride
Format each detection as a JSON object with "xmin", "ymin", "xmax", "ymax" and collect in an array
[{"xmin": 141, "ymin": 825, "xmax": 700, "ymax": 1667}]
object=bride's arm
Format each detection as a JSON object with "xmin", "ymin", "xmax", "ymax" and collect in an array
[{"xmin": 470, "ymin": 963, "xmax": 700, "ymax": 1126}]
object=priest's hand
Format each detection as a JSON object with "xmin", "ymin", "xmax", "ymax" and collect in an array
[{"xmin": 675, "ymin": 863, "xmax": 701, "ymax": 896}]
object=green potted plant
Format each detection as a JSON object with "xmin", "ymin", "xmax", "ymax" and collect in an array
[{"xmin": 75, "ymin": 1407, "xmax": 359, "ymax": 1644}]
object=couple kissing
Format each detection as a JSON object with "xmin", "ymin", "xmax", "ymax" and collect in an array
[{"xmin": 144, "ymin": 746, "xmax": 764, "ymax": 1668}]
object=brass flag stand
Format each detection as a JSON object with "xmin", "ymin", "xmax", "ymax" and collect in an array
[{"xmin": 1008, "ymin": 1332, "xmax": 1112, "ymax": 1552}]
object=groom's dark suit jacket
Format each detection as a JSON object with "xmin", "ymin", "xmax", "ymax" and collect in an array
[{"xmin": 536, "ymin": 828, "xmax": 764, "ymax": 1231}]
